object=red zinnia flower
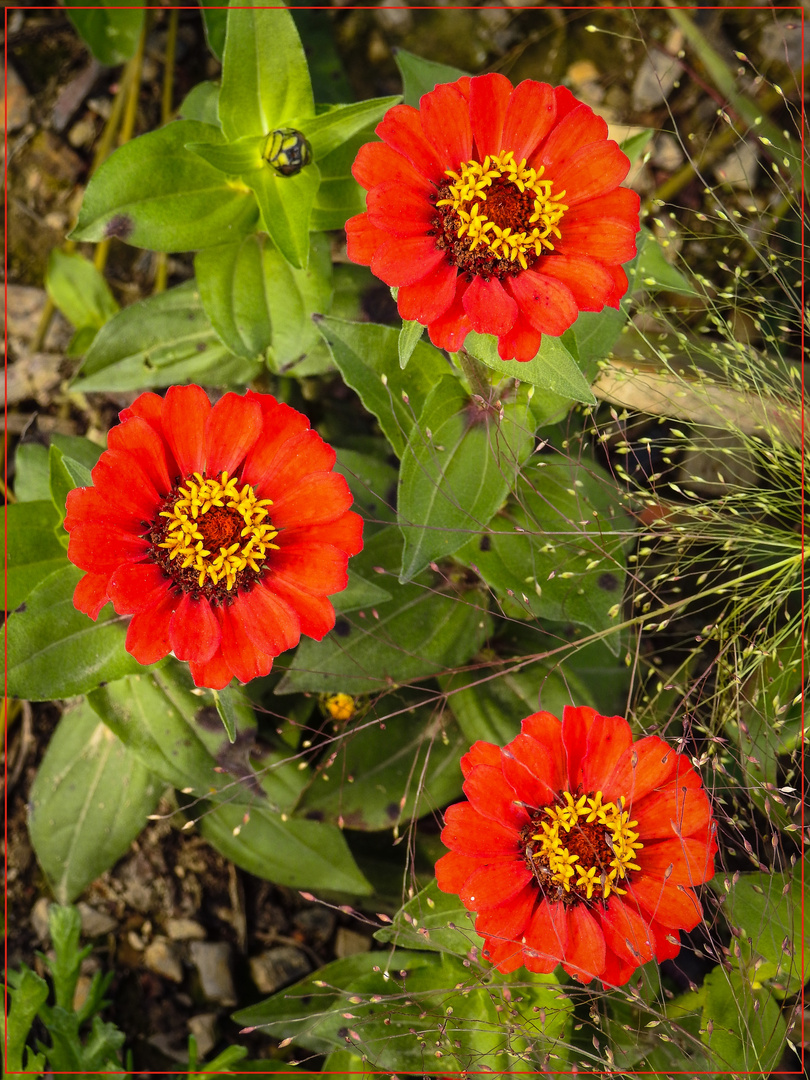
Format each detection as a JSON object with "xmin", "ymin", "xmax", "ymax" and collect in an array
[
  {"xmin": 436, "ymin": 706, "xmax": 717, "ymax": 986},
  {"xmin": 346, "ymin": 74, "xmax": 640, "ymax": 363},
  {"xmin": 64, "ymin": 385, "xmax": 363, "ymax": 690}
]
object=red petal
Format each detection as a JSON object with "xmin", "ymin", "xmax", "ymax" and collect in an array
[
  {"xmin": 64, "ymin": 486, "xmax": 118, "ymax": 531},
  {"xmin": 205, "ymin": 392, "xmax": 263, "ymax": 476},
  {"xmin": 91, "ymin": 450, "xmax": 162, "ymax": 527},
  {"xmin": 581, "ymin": 712, "xmax": 633, "ymax": 792},
  {"xmin": 602, "ymin": 735, "xmax": 680, "ymax": 804},
  {"xmin": 107, "ymin": 416, "xmax": 174, "ymax": 496},
  {"xmin": 557, "ymin": 218, "xmax": 639, "ymax": 264},
  {"xmin": 550, "ymin": 139, "xmax": 630, "ymax": 205},
  {"xmin": 506, "ymin": 270, "xmax": 579, "ymax": 336},
  {"xmin": 108, "ymin": 562, "xmax": 171, "ymax": 615},
  {"xmin": 535, "ymin": 104, "xmax": 608, "ymax": 167},
  {"xmin": 599, "ymin": 895, "xmax": 653, "ymax": 966},
  {"xmin": 563, "ymin": 903, "xmax": 607, "ymax": 982},
  {"xmin": 552, "ymin": 85, "xmax": 582, "ymax": 124},
  {"xmin": 463, "ymin": 764, "xmax": 529, "ymax": 830},
  {"xmin": 366, "ymin": 181, "xmax": 436, "ymax": 237},
  {"xmin": 237, "ymin": 581, "xmax": 300, "ymax": 657},
  {"xmin": 371, "ymin": 235, "xmax": 444, "ymax": 287},
  {"xmin": 270, "ymin": 542, "xmax": 348, "ymax": 596},
  {"xmin": 649, "ymin": 918, "xmax": 681, "ymax": 962},
  {"xmin": 475, "ymin": 882, "xmax": 537, "ymax": 942},
  {"xmin": 125, "ymin": 589, "xmax": 177, "ymax": 665},
  {"xmin": 397, "ymin": 259, "xmax": 457, "ymax": 324},
  {"xmin": 501, "ymin": 733, "xmax": 559, "ymax": 810},
  {"xmin": 523, "ymin": 899, "xmax": 568, "ymax": 971},
  {"xmin": 520, "ymin": 710, "xmax": 563, "ymax": 750},
  {"xmin": 267, "ymin": 578, "xmax": 335, "ymax": 640},
  {"xmin": 219, "ymin": 603, "xmax": 275, "ymax": 684},
  {"xmin": 561, "ymin": 704, "xmax": 598, "ymax": 789},
  {"xmin": 241, "ymin": 400, "xmax": 310, "ymax": 493},
  {"xmin": 119, "ymin": 390, "xmax": 165, "ymax": 430},
  {"xmin": 345, "ymin": 213, "xmax": 388, "ymax": 265},
  {"xmin": 163, "ymin": 384, "xmax": 210, "ymax": 477},
  {"xmin": 502, "ymin": 80, "xmax": 556, "ymax": 162},
  {"xmin": 279, "ymin": 509, "xmax": 364, "ymax": 556},
  {"xmin": 496, "ymin": 308, "xmax": 542, "ymax": 362},
  {"xmin": 634, "ymin": 780, "xmax": 712, "ymax": 841},
  {"xmin": 460, "ymin": 740, "xmax": 502, "ymax": 776},
  {"xmin": 638, "ymin": 836, "xmax": 716, "ymax": 886},
  {"xmin": 436, "ymin": 850, "xmax": 482, "ymax": 893},
  {"xmin": 628, "ymin": 876, "xmax": 703, "ymax": 931},
  {"xmin": 376, "ymin": 103, "xmax": 444, "ymax": 181},
  {"xmin": 67, "ymin": 524, "xmax": 149, "ymax": 575},
  {"xmin": 606, "ymin": 263, "xmax": 629, "ymax": 306},
  {"xmin": 481, "ymin": 933, "xmax": 527, "ymax": 973},
  {"xmin": 262, "ymin": 430, "xmax": 336, "ymax": 495},
  {"xmin": 189, "ymin": 651, "xmax": 233, "ymax": 690},
  {"xmin": 426, "ymin": 277, "xmax": 472, "ymax": 352},
  {"xmin": 536, "ymin": 254, "xmax": 615, "ymax": 312},
  {"xmin": 269, "ymin": 473, "xmax": 353, "ymax": 529},
  {"xmin": 169, "ymin": 594, "xmax": 220, "ymax": 664},
  {"xmin": 564, "ymin": 186, "xmax": 641, "ymax": 225},
  {"xmin": 73, "ymin": 572, "xmax": 110, "ymax": 619},
  {"xmin": 469, "ymin": 72, "xmax": 513, "ymax": 158},
  {"xmin": 442, "ymin": 802, "xmax": 521, "ymax": 857},
  {"xmin": 599, "ymin": 948, "xmax": 637, "ymax": 987},
  {"xmin": 462, "ymin": 275, "xmax": 518, "ymax": 336},
  {"xmin": 420, "ymin": 81, "xmax": 473, "ymax": 168},
  {"xmin": 460, "ymin": 858, "xmax": 532, "ymax": 909},
  {"xmin": 352, "ymin": 141, "xmax": 433, "ymax": 193}
]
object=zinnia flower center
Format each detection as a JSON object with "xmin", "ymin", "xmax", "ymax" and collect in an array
[
  {"xmin": 523, "ymin": 790, "xmax": 643, "ymax": 906},
  {"xmin": 149, "ymin": 471, "xmax": 279, "ymax": 601},
  {"xmin": 433, "ymin": 150, "xmax": 568, "ymax": 278}
]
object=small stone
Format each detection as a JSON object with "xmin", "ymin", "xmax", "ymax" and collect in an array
[
  {"xmin": 166, "ymin": 917, "xmax": 207, "ymax": 941},
  {"xmin": 67, "ymin": 116, "xmax": 97, "ymax": 149},
  {"xmin": 249, "ymin": 947, "xmax": 311, "ymax": 995},
  {"xmin": 188, "ymin": 1013, "xmax": 218, "ymax": 1060},
  {"xmin": 143, "ymin": 937, "xmax": 184, "ymax": 983},
  {"xmin": 77, "ymin": 902, "xmax": 117, "ymax": 938},
  {"xmin": 376, "ymin": 0, "xmax": 412, "ymax": 33},
  {"xmin": 714, "ymin": 142, "xmax": 759, "ymax": 190},
  {"xmin": 650, "ymin": 132, "xmax": 684, "ymax": 172},
  {"xmin": 31, "ymin": 898, "xmax": 51, "ymax": 943},
  {"xmin": 189, "ymin": 941, "xmax": 236, "ymax": 1005},
  {"xmin": 334, "ymin": 927, "xmax": 371, "ymax": 958},
  {"xmin": 2, "ymin": 65, "xmax": 31, "ymax": 132},
  {"xmin": 632, "ymin": 30, "xmax": 684, "ymax": 110}
]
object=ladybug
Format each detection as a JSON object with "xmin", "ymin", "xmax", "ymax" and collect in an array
[{"xmin": 263, "ymin": 128, "xmax": 312, "ymax": 177}]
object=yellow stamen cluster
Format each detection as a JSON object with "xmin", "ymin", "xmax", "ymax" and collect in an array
[
  {"xmin": 437, "ymin": 150, "xmax": 568, "ymax": 270},
  {"xmin": 533, "ymin": 790, "xmax": 643, "ymax": 901},
  {"xmin": 158, "ymin": 471, "xmax": 278, "ymax": 591}
]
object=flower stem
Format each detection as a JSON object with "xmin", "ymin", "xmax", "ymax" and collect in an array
[{"xmin": 154, "ymin": 6, "xmax": 179, "ymax": 294}]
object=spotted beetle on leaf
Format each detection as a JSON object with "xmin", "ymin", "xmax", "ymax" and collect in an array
[{"xmin": 263, "ymin": 127, "xmax": 312, "ymax": 177}]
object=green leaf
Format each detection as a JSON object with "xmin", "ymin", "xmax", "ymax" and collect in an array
[
  {"xmin": 49, "ymin": 447, "xmax": 92, "ymax": 529},
  {"xmin": 234, "ymin": 949, "xmax": 569, "ymax": 1072},
  {"xmin": 73, "ymin": 280, "xmax": 261, "ymax": 393},
  {"xmin": 456, "ymin": 458, "xmax": 632, "ymax": 650},
  {"xmin": 398, "ymin": 378, "xmax": 535, "ymax": 581},
  {"xmin": 394, "ymin": 48, "xmax": 469, "ymax": 108},
  {"xmin": 178, "ymin": 80, "xmax": 221, "ymax": 126},
  {"xmin": 375, "ymin": 879, "xmax": 484, "ymax": 957},
  {"xmin": 334, "ymin": 445, "xmax": 398, "ymax": 536},
  {"xmin": 698, "ymin": 962, "xmax": 787, "ymax": 1070},
  {"xmin": 245, "ymin": 162, "xmax": 321, "ymax": 270},
  {"xmin": 51, "ymin": 433, "xmax": 105, "ymax": 473},
  {"xmin": 219, "ymin": 1, "xmax": 313, "ymax": 141},
  {"xmin": 567, "ymin": 306, "xmax": 627, "ymax": 366},
  {"xmin": 465, "ymin": 331, "xmax": 596, "ymax": 403},
  {"xmin": 310, "ymin": 131, "xmax": 369, "ymax": 232},
  {"xmin": 194, "ymin": 799, "xmax": 372, "ymax": 896},
  {"xmin": 45, "ymin": 250, "xmax": 119, "ymax": 331},
  {"xmin": 620, "ymin": 127, "xmax": 654, "ymax": 166},
  {"xmin": 398, "ymin": 318, "xmax": 423, "ymax": 369},
  {"xmin": 195, "ymin": 232, "xmax": 333, "ymax": 365},
  {"xmin": 710, "ymin": 860, "xmax": 806, "ymax": 995},
  {"xmin": 63, "ymin": 1, "xmax": 144, "ymax": 65},
  {"xmin": 71, "ymin": 120, "xmax": 259, "ymax": 252},
  {"xmin": 211, "ymin": 685, "xmax": 243, "ymax": 743},
  {"xmin": 3, "ymin": 500, "xmax": 67, "ymax": 611},
  {"xmin": 28, "ymin": 700, "xmax": 162, "ymax": 903},
  {"xmin": 276, "ymin": 528, "xmax": 492, "ymax": 694},
  {"xmin": 7, "ymin": 566, "xmax": 143, "ymax": 700},
  {"xmin": 334, "ymin": 568, "xmax": 392, "ymax": 613},
  {"xmin": 13, "ymin": 444, "xmax": 51, "ymax": 502},
  {"xmin": 296, "ymin": 97, "xmax": 400, "ymax": 160},
  {"xmin": 6, "ymin": 967, "xmax": 49, "ymax": 1075},
  {"xmin": 197, "ymin": 0, "xmax": 227, "ymax": 61},
  {"xmin": 298, "ymin": 705, "xmax": 464, "ymax": 830},
  {"xmin": 88, "ymin": 664, "xmax": 307, "ymax": 814},
  {"xmin": 316, "ymin": 317, "xmax": 450, "ymax": 458},
  {"xmin": 186, "ymin": 134, "xmax": 265, "ymax": 175},
  {"xmin": 635, "ymin": 229, "xmax": 698, "ymax": 295}
]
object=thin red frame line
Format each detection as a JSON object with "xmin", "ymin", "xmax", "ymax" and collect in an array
[{"xmin": 3, "ymin": 2, "xmax": 807, "ymax": 1080}]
